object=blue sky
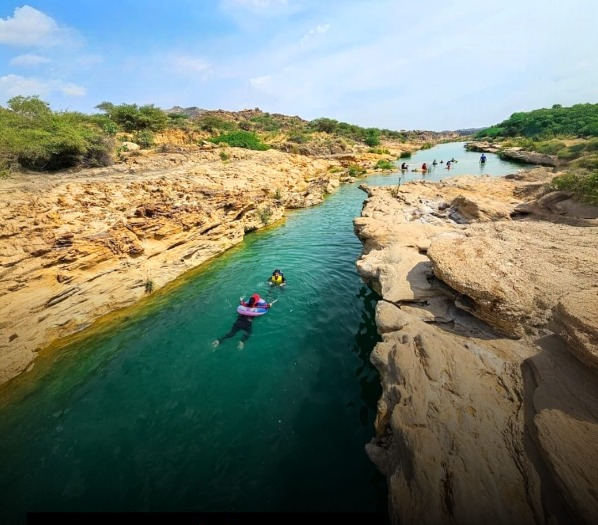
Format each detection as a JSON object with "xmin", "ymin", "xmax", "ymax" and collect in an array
[{"xmin": 0, "ymin": 0, "xmax": 596, "ymax": 131}]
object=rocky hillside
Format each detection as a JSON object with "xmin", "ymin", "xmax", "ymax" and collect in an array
[{"xmin": 353, "ymin": 168, "xmax": 598, "ymax": 524}]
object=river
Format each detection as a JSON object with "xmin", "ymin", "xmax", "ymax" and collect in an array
[{"xmin": 0, "ymin": 142, "xmax": 529, "ymax": 523}]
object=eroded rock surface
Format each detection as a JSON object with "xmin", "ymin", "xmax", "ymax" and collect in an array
[
  {"xmin": 0, "ymin": 145, "xmax": 355, "ymax": 385},
  {"xmin": 354, "ymin": 168, "xmax": 598, "ymax": 524}
]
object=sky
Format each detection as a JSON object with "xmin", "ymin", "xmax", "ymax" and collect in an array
[{"xmin": 0, "ymin": 0, "xmax": 596, "ymax": 132}]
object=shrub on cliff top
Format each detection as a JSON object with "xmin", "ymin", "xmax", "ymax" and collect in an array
[
  {"xmin": 196, "ymin": 115, "xmax": 238, "ymax": 133},
  {"xmin": 95, "ymin": 101, "xmax": 168, "ymax": 132},
  {"xmin": 0, "ymin": 96, "xmax": 114, "ymax": 172},
  {"xmin": 209, "ymin": 131, "xmax": 270, "ymax": 151}
]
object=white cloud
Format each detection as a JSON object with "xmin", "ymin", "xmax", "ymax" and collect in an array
[
  {"xmin": 9, "ymin": 53, "xmax": 51, "ymax": 67},
  {"xmin": 170, "ymin": 55, "xmax": 211, "ymax": 75},
  {"xmin": 0, "ymin": 5, "xmax": 81, "ymax": 47},
  {"xmin": 299, "ymin": 24, "xmax": 330, "ymax": 46},
  {"xmin": 224, "ymin": 0, "xmax": 288, "ymax": 9},
  {"xmin": 0, "ymin": 74, "xmax": 86, "ymax": 103},
  {"xmin": 249, "ymin": 74, "xmax": 272, "ymax": 90},
  {"xmin": 0, "ymin": 73, "xmax": 49, "ymax": 98},
  {"xmin": 59, "ymin": 82, "xmax": 86, "ymax": 97},
  {"xmin": 219, "ymin": 0, "xmax": 296, "ymax": 20}
]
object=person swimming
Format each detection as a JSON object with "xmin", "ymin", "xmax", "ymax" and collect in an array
[
  {"xmin": 213, "ymin": 315, "xmax": 254, "ymax": 349},
  {"xmin": 240, "ymin": 293, "xmax": 272, "ymax": 308},
  {"xmin": 213, "ymin": 293, "xmax": 274, "ymax": 349},
  {"xmin": 269, "ymin": 269, "xmax": 286, "ymax": 287}
]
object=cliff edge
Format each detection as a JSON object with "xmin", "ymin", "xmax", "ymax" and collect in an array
[{"xmin": 353, "ymin": 168, "xmax": 598, "ymax": 525}]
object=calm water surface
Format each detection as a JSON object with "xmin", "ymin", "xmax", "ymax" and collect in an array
[
  {"xmin": 379, "ymin": 141, "xmax": 529, "ymax": 186},
  {"xmin": 0, "ymin": 142, "xmax": 527, "ymax": 523}
]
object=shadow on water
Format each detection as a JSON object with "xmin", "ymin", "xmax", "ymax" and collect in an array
[{"xmin": 273, "ymin": 283, "xmax": 387, "ymax": 512}]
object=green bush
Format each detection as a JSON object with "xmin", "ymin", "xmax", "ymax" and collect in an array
[
  {"xmin": 288, "ymin": 132, "xmax": 309, "ymax": 144},
  {"xmin": 196, "ymin": 115, "xmax": 238, "ymax": 133},
  {"xmin": 209, "ymin": 131, "xmax": 269, "ymax": 150},
  {"xmin": 571, "ymin": 154, "xmax": 598, "ymax": 171},
  {"xmin": 368, "ymin": 147, "xmax": 390, "ymax": 154},
  {"xmin": 348, "ymin": 164, "xmax": 366, "ymax": 177},
  {"xmin": 95, "ymin": 102, "xmax": 168, "ymax": 132},
  {"xmin": 309, "ymin": 118, "xmax": 338, "ymax": 133},
  {"xmin": 134, "ymin": 130, "xmax": 154, "ymax": 149},
  {"xmin": 535, "ymin": 140, "xmax": 567, "ymax": 155},
  {"xmin": 167, "ymin": 112, "xmax": 189, "ymax": 128},
  {"xmin": 258, "ymin": 206, "xmax": 273, "ymax": 224},
  {"xmin": 584, "ymin": 138, "xmax": 598, "ymax": 152},
  {"xmin": 145, "ymin": 278, "xmax": 154, "ymax": 294},
  {"xmin": 551, "ymin": 170, "xmax": 598, "ymax": 203},
  {"xmin": 474, "ymin": 103, "xmax": 598, "ymax": 140},
  {"xmin": 364, "ymin": 129, "xmax": 380, "ymax": 147},
  {"xmin": 374, "ymin": 159, "xmax": 394, "ymax": 170},
  {"xmin": 0, "ymin": 96, "xmax": 114, "ymax": 171},
  {"xmin": 250, "ymin": 114, "xmax": 282, "ymax": 132}
]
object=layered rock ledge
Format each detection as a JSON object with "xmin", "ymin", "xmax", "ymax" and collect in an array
[
  {"xmin": 353, "ymin": 169, "xmax": 598, "ymax": 525},
  {"xmin": 0, "ymin": 145, "xmax": 368, "ymax": 386}
]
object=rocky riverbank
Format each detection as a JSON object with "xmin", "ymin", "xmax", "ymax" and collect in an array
[
  {"xmin": 353, "ymin": 168, "xmax": 598, "ymax": 524},
  {"xmin": 0, "ymin": 141, "xmax": 407, "ymax": 387}
]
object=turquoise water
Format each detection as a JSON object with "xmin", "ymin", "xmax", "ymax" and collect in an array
[
  {"xmin": 0, "ymin": 142, "xmax": 527, "ymax": 523},
  {"xmin": 379, "ymin": 141, "xmax": 529, "ymax": 186}
]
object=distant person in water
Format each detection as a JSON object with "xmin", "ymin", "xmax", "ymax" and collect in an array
[
  {"xmin": 432, "ymin": 159, "xmax": 438, "ymax": 166},
  {"xmin": 480, "ymin": 153, "xmax": 487, "ymax": 163},
  {"xmin": 421, "ymin": 162, "xmax": 427, "ymax": 171},
  {"xmin": 400, "ymin": 162, "xmax": 409, "ymax": 170},
  {"xmin": 446, "ymin": 161, "xmax": 452, "ymax": 169}
]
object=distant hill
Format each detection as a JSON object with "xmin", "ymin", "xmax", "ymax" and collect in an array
[
  {"xmin": 453, "ymin": 127, "xmax": 486, "ymax": 136},
  {"xmin": 166, "ymin": 106, "xmax": 209, "ymax": 118}
]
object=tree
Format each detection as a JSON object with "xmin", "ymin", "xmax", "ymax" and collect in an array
[
  {"xmin": 7, "ymin": 95, "xmax": 51, "ymax": 119},
  {"xmin": 95, "ymin": 102, "xmax": 168, "ymax": 132},
  {"xmin": 364, "ymin": 128, "xmax": 381, "ymax": 147},
  {"xmin": 309, "ymin": 118, "xmax": 338, "ymax": 134}
]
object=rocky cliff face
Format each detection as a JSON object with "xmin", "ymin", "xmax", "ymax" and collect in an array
[
  {"xmin": 0, "ymin": 144, "xmax": 364, "ymax": 386},
  {"xmin": 353, "ymin": 169, "xmax": 598, "ymax": 524}
]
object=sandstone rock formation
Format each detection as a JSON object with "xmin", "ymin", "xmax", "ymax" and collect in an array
[
  {"xmin": 354, "ymin": 168, "xmax": 598, "ymax": 525},
  {"xmin": 465, "ymin": 141, "xmax": 562, "ymax": 167},
  {"xmin": 0, "ymin": 144, "xmax": 364, "ymax": 386}
]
